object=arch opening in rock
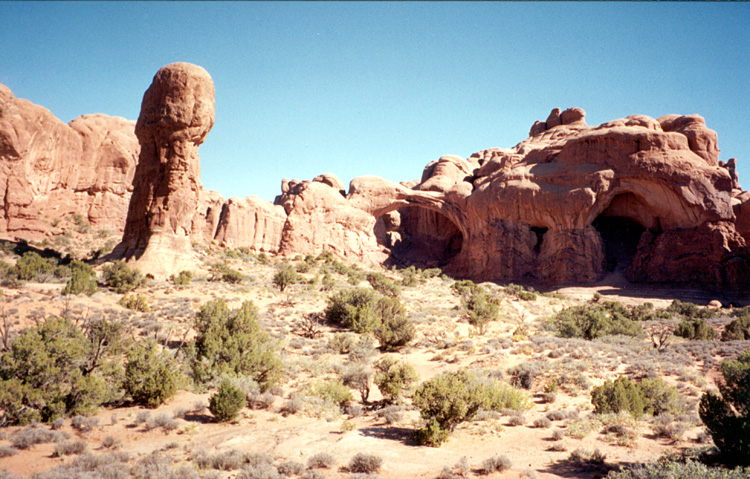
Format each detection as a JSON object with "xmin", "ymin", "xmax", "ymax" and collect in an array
[
  {"xmin": 592, "ymin": 214, "xmax": 646, "ymax": 273},
  {"xmin": 374, "ymin": 206, "xmax": 463, "ymax": 269},
  {"xmin": 530, "ymin": 226, "xmax": 548, "ymax": 253}
]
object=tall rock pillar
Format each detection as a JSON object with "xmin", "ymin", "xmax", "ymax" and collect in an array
[{"xmin": 115, "ymin": 63, "xmax": 215, "ymax": 277}]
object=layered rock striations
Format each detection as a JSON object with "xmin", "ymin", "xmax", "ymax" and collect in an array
[{"xmin": 0, "ymin": 85, "xmax": 139, "ymax": 239}]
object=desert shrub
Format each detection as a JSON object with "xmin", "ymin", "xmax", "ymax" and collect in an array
[
  {"xmin": 534, "ymin": 417, "xmax": 552, "ymax": 428},
  {"xmin": 119, "ymin": 293, "xmax": 151, "ymax": 312},
  {"xmin": 451, "ymin": 279, "xmax": 480, "ymax": 297},
  {"xmin": 591, "ymin": 376, "xmax": 681, "ymax": 417},
  {"xmin": 192, "ymin": 299, "xmax": 282, "ymax": 390},
  {"xmin": 373, "ymin": 357, "xmax": 418, "ymax": 403},
  {"xmin": 506, "ymin": 283, "xmax": 537, "ymax": 301},
  {"xmin": 666, "ymin": 299, "xmax": 715, "ymax": 320},
  {"xmin": 551, "ymin": 303, "xmax": 642, "ymax": 340},
  {"xmin": 172, "ymin": 270, "xmax": 193, "ymax": 286},
  {"xmin": 699, "ymin": 351, "xmax": 750, "ymax": 465},
  {"xmin": 328, "ymin": 332, "xmax": 356, "ymax": 354},
  {"xmin": 0, "ymin": 316, "xmax": 122, "ymax": 424},
  {"xmin": 276, "ymin": 461, "xmax": 304, "ymax": 476},
  {"xmin": 343, "ymin": 363, "xmax": 373, "ymax": 403},
  {"xmin": 307, "ymin": 452, "xmax": 335, "ymax": 469},
  {"xmin": 638, "ymin": 378, "xmax": 683, "ymax": 416},
  {"xmin": 148, "ymin": 412, "xmax": 178, "ymax": 432},
  {"xmin": 348, "ymin": 453, "xmax": 383, "ymax": 473},
  {"xmin": 61, "ymin": 260, "xmax": 98, "ymax": 296},
  {"xmin": 568, "ymin": 448, "xmax": 606, "ymax": 466},
  {"xmin": 606, "ymin": 459, "xmax": 750, "ymax": 479},
  {"xmin": 0, "ymin": 446, "xmax": 18, "ymax": 458},
  {"xmin": 11, "ymin": 427, "xmax": 67, "ymax": 449},
  {"xmin": 400, "ymin": 265, "xmax": 423, "ymax": 287},
  {"xmin": 508, "ymin": 361, "xmax": 547, "ymax": 390},
  {"xmin": 273, "ymin": 264, "xmax": 299, "ymax": 292},
  {"xmin": 324, "ymin": 289, "xmax": 408, "ymax": 335},
  {"xmin": 209, "ymin": 379, "xmax": 246, "ymax": 422},
  {"xmin": 481, "ymin": 455, "xmax": 512, "ymax": 474},
  {"xmin": 53, "ymin": 439, "xmax": 87, "ymax": 457},
  {"xmin": 367, "ymin": 272, "xmax": 401, "ymax": 298},
  {"xmin": 238, "ymin": 464, "xmax": 280, "ymax": 479},
  {"xmin": 464, "ymin": 289, "xmax": 499, "ymax": 333},
  {"xmin": 124, "ymin": 340, "xmax": 181, "ymax": 408},
  {"xmin": 310, "ymin": 379, "xmax": 352, "ymax": 407},
  {"xmin": 674, "ymin": 318, "xmax": 716, "ymax": 340},
  {"xmin": 413, "ymin": 370, "xmax": 530, "ymax": 446},
  {"xmin": 374, "ymin": 314, "xmax": 415, "ymax": 351},
  {"xmin": 102, "ymin": 260, "xmax": 146, "ymax": 293},
  {"xmin": 651, "ymin": 413, "xmax": 688, "ymax": 441},
  {"xmin": 721, "ymin": 316, "xmax": 750, "ymax": 341},
  {"xmin": 71, "ymin": 415, "xmax": 99, "ymax": 433},
  {"xmin": 325, "ymin": 288, "xmax": 379, "ymax": 333},
  {"xmin": 13, "ymin": 251, "xmax": 55, "ymax": 281}
]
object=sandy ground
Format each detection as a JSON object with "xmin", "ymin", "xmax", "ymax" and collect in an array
[{"xmin": 0, "ymin": 246, "xmax": 744, "ymax": 479}]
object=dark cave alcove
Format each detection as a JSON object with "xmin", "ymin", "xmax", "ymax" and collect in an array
[
  {"xmin": 592, "ymin": 215, "xmax": 646, "ymax": 272},
  {"xmin": 375, "ymin": 206, "xmax": 463, "ymax": 269}
]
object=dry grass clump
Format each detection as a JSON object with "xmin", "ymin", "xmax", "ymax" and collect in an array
[
  {"xmin": 52, "ymin": 439, "xmax": 87, "ymax": 457},
  {"xmin": 481, "ymin": 454, "xmax": 512, "ymax": 474},
  {"xmin": 348, "ymin": 453, "xmax": 383, "ymax": 473},
  {"xmin": 307, "ymin": 452, "xmax": 335, "ymax": 469}
]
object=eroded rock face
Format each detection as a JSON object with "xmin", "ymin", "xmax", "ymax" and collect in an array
[
  {"xmin": 3, "ymin": 71, "xmax": 748, "ymax": 290},
  {"xmin": 261, "ymin": 107, "xmax": 749, "ymax": 289},
  {"xmin": 115, "ymin": 63, "xmax": 215, "ymax": 276},
  {"xmin": 0, "ymin": 85, "xmax": 139, "ymax": 240}
]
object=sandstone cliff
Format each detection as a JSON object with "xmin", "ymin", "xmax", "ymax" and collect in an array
[
  {"xmin": 4, "ymin": 64, "xmax": 750, "ymax": 289},
  {"xmin": 0, "ymin": 84, "xmax": 139, "ymax": 239}
]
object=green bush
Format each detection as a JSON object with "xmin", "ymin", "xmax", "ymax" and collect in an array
[
  {"xmin": 674, "ymin": 318, "xmax": 716, "ymax": 340},
  {"xmin": 666, "ymin": 299, "xmax": 715, "ymax": 320},
  {"xmin": 721, "ymin": 316, "xmax": 750, "ymax": 341},
  {"xmin": 13, "ymin": 251, "xmax": 55, "ymax": 281},
  {"xmin": 192, "ymin": 299, "xmax": 282, "ymax": 391},
  {"xmin": 310, "ymin": 379, "xmax": 353, "ymax": 407},
  {"xmin": 62, "ymin": 260, "xmax": 98, "ymax": 296},
  {"xmin": 325, "ymin": 288, "xmax": 407, "ymax": 334},
  {"xmin": 551, "ymin": 302, "xmax": 643, "ymax": 340},
  {"xmin": 102, "ymin": 261, "xmax": 146, "ymax": 293},
  {"xmin": 413, "ymin": 370, "xmax": 530, "ymax": 446},
  {"xmin": 464, "ymin": 289, "xmax": 499, "ymax": 333},
  {"xmin": 209, "ymin": 379, "xmax": 246, "ymax": 422},
  {"xmin": 374, "ymin": 313, "xmax": 415, "ymax": 351},
  {"xmin": 273, "ymin": 264, "xmax": 298, "ymax": 292},
  {"xmin": 374, "ymin": 357, "xmax": 418, "ymax": 403},
  {"xmin": 367, "ymin": 272, "xmax": 401, "ymax": 298},
  {"xmin": 119, "ymin": 293, "xmax": 151, "ymax": 312},
  {"xmin": 606, "ymin": 459, "xmax": 750, "ymax": 479},
  {"xmin": 591, "ymin": 376, "xmax": 682, "ymax": 417},
  {"xmin": 450, "ymin": 279, "xmax": 480, "ymax": 297},
  {"xmin": 124, "ymin": 340, "xmax": 181, "ymax": 408},
  {"xmin": 699, "ymin": 351, "xmax": 750, "ymax": 465},
  {"xmin": 172, "ymin": 270, "xmax": 193, "ymax": 286},
  {"xmin": 506, "ymin": 283, "xmax": 537, "ymax": 301},
  {"xmin": 0, "ymin": 317, "xmax": 122, "ymax": 424}
]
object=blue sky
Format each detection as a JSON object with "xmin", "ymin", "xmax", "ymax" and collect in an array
[{"xmin": 2, "ymin": 2, "xmax": 749, "ymax": 201}]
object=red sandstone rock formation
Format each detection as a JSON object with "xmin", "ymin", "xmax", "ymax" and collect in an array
[
  {"xmin": 3, "ymin": 67, "xmax": 749, "ymax": 289},
  {"xmin": 114, "ymin": 63, "xmax": 216, "ymax": 276},
  {"xmin": 0, "ymin": 85, "xmax": 139, "ymax": 240}
]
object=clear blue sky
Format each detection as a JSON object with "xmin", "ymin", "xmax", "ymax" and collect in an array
[{"xmin": 2, "ymin": 2, "xmax": 749, "ymax": 202}]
